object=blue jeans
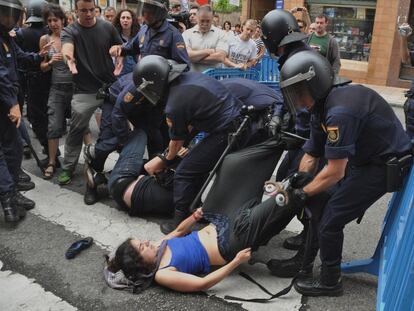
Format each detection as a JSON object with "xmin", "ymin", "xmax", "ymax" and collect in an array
[{"xmin": 108, "ymin": 128, "xmax": 147, "ymax": 191}]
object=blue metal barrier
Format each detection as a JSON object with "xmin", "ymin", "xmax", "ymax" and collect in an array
[
  {"xmin": 341, "ymin": 165, "xmax": 414, "ymax": 311},
  {"xmin": 256, "ymin": 55, "xmax": 280, "ymax": 82},
  {"xmin": 203, "ymin": 68, "xmax": 260, "ymax": 80}
]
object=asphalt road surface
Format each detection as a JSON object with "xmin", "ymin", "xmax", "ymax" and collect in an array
[{"xmin": 0, "ymin": 105, "xmax": 406, "ymax": 311}]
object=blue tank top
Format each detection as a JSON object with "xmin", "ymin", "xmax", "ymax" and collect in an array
[{"xmin": 166, "ymin": 232, "xmax": 210, "ymax": 274}]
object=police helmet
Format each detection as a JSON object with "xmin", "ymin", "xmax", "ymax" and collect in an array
[
  {"xmin": 25, "ymin": 0, "xmax": 46, "ymax": 24},
  {"xmin": 279, "ymin": 50, "xmax": 334, "ymax": 116},
  {"xmin": 261, "ymin": 10, "xmax": 307, "ymax": 56},
  {"xmin": 0, "ymin": 0, "xmax": 23, "ymax": 32},
  {"xmin": 133, "ymin": 55, "xmax": 188, "ymax": 106},
  {"xmin": 136, "ymin": 0, "xmax": 169, "ymax": 26}
]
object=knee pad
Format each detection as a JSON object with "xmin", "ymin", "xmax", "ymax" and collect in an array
[{"xmin": 109, "ymin": 177, "xmax": 136, "ymax": 211}]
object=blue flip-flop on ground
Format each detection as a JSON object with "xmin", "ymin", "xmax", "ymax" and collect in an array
[{"xmin": 65, "ymin": 237, "xmax": 93, "ymax": 259}]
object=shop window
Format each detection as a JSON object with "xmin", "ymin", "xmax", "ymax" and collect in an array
[
  {"xmin": 399, "ymin": 0, "xmax": 414, "ymax": 80},
  {"xmin": 306, "ymin": 2, "xmax": 376, "ymax": 62}
]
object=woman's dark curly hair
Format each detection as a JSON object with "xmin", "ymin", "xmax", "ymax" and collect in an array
[
  {"xmin": 43, "ymin": 3, "xmax": 68, "ymax": 29},
  {"xmin": 112, "ymin": 9, "xmax": 140, "ymax": 39},
  {"xmin": 105, "ymin": 238, "xmax": 157, "ymax": 293}
]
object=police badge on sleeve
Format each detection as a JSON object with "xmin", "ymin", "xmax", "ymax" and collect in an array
[{"xmin": 327, "ymin": 126, "xmax": 339, "ymax": 143}]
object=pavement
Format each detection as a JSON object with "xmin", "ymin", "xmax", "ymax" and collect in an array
[{"xmin": 0, "ymin": 88, "xmax": 407, "ymax": 311}]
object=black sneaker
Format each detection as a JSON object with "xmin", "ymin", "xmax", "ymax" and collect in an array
[
  {"xmin": 12, "ymin": 191, "xmax": 35, "ymax": 210},
  {"xmin": 84, "ymin": 184, "xmax": 98, "ymax": 205},
  {"xmin": 283, "ymin": 230, "xmax": 306, "ymax": 250},
  {"xmin": 18, "ymin": 169, "xmax": 31, "ymax": 183},
  {"xmin": 15, "ymin": 180, "xmax": 35, "ymax": 192},
  {"xmin": 23, "ymin": 146, "xmax": 32, "ymax": 159}
]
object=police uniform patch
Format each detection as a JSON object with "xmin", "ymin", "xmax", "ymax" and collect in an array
[
  {"xmin": 327, "ymin": 126, "xmax": 339, "ymax": 143},
  {"xmin": 123, "ymin": 92, "xmax": 134, "ymax": 103},
  {"xmin": 176, "ymin": 42, "xmax": 185, "ymax": 49}
]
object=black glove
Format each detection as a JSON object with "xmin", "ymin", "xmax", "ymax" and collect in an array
[
  {"xmin": 287, "ymin": 188, "xmax": 308, "ymax": 212},
  {"xmin": 289, "ymin": 172, "xmax": 314, "ymax": 189}
]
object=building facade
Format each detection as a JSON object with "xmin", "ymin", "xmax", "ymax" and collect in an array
[{"xmin": 242, "ymin": 0, "xmax": 413, "ymax": 88}]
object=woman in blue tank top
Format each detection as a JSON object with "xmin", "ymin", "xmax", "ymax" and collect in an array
[{"xmin": 106, "ymin": 192, "xmax": 296, "ymax": 293}]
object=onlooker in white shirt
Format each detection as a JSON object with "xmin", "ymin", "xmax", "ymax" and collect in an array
[{"xmin": 224, "ymin": 19, "xmax": 257, "ymax": 70}]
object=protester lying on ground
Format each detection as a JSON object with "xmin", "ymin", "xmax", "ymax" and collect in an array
[
  {"xmin": 105, "ymin": 188, "xmax": 301, "ymax": 293},
  {"xmin": 104, "ymin": 134, "xmax": 310, "ymax": 293}
]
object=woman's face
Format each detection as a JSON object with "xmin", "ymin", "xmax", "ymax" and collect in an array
[
  {"xmin": 120, "ymin": 11, "xmax": 133, "ymax": 30},
  {"xmin": 130, "ymin": 239, "xmax": 158, "ymax": 265},
  {"xmin": 224, "ymin": 23, "xmax": 230, "ymax": 31},
  {"xmin": 47, "ymin": 14, "xmax": 64, "ymax": 34}
]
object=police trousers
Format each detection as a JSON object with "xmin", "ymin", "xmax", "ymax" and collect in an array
[
  {"xmin": 173, "ymin": 123, "xmax": 252, "ymax": 215},
  {"xmin": 305, "ymin": 163, "xmax": 387, "ymax": 267},
  {"xmin": 0, "ymin": 112, "xmax": 23, "ymax": 194}
]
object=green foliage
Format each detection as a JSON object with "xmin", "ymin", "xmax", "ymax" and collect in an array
[{"xmin": 213, "ymin": 0, "xmax": 241, "ymax": 13}]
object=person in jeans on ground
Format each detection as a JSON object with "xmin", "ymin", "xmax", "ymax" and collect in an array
[{"xmin": 57, "ymin": 0, "xmax": 123, "ymax": 185}]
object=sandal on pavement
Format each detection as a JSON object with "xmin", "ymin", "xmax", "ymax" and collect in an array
[
  {"xmin": 43, "ymin": 163, "xmax": 56, "ymax": 180},
  {"xmin": 65, "ymin": 237, "xmax": 94, "ymax": 259}
]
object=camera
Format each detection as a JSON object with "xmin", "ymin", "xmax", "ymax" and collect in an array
[{"xmin": 169, "ymin": 11, "xmax": 191, "ymax": 30}]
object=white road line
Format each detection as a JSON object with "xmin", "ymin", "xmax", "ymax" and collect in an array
[
  {"xmin": 25, "ymin": 173, "xmax": 301, "ymax": 311},
  {"xmin": 0, "ymin": 261, "xmax": 77, "ymax": 311}
]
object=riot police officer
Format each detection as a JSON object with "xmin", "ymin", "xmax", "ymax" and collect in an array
[
  {"xmin": 110, "ymin": 0, "xmax": 190, "ymax": 67},
  {"xmin": 279, "ymin": 50, "xmax": 412, "ymax": 296},
  {"xmin": 83, "ymin": 71, "xmax": 170, "ymax": 205},
  {"xmin": 260, "ymin": 9, "xmax": 315, "ymax": 274},
  {"xmin": 136, "ymin": 55, "xmax": 255, "ymax": 234},
  {"xmin": 399, "ymin": 21, "xmax": 414, "ymax": 141},
  {"xmin": 85, "ymin": 0, "xmax": 190, "ymax": 205},
  {"xmin": 0, "ymin": 0, "xmax": 47, "ymax": 223},
  {"xmin": 15, "ymin": 0, "xmax": 50, "ymax": 163}
]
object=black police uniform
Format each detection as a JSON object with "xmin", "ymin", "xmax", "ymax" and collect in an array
[
  {"xmin": 0, "ymin": 34, "xmax": 40, "ymax": 195},
  {"xmin": 15, "ymin": 25, "xmax": 50, "ymax": 152},
  {"xmin": 88, "ymin": 20, "xmax": 190, "ymax": 178},
  {"xmin": 106, "ymin": 74, "xmax": 169, "ymax": 209},
  {"xmin": 165, "ymin": 72, "xmax": 246, "ymax": 216},
  {"xmin": 91, "ymin": 73, "xmax": 167, "ymax": 174},
  {"xmin": 275, "ymin": 41, "xmax": 314, "ymax": 180},
  {"xmin": 122, "ymin": 20, "xmax": 190, "ymax": 67},
  {"xmin": 303, "ymin": 84, "xmax": 411, "ymax": 268},
  {"xmin": 403, "ymin": 51, "xmax": 414, "ymax": 141}
]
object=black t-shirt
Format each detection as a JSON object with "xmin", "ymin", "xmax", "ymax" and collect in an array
[{"xmin": 61, "ymin": 19, "xmax": 122, "ymax": 93}]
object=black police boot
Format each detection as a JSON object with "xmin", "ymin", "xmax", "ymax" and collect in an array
[
  {"xmin": 18, "ymin": 169, "xmax": 31, "ymax": 183},
  {"xmin": 15, "ymin": 180, "xmax": 35, "ymax": 192},
  {"xmin": 266, "ymin": 248, "xmax": 304, "ymax": 278},
  {"xmin": 283, "ymin": 229, "xmax": 306, "ymax": 251},
  {"xmin": 294, "ymin": 265, "xmax": 343, "ymax": 297},
  {"xmin": 160, "ymin": 210, "xmax": 189, "ymax": 235},
  {"xmin": 23, "ymin": 145, "xmax": 32, "ymax": 159},
  {"xmin": 1, "ymin": 192, "xmax": 26, "ymax": 223},
  {"xmin": 84, "ymin": 184, "xmax": 98, "ymax": 205},
  {"xmin": 12, "ymin": 191, "xmax": 35, "ymax": 210}
]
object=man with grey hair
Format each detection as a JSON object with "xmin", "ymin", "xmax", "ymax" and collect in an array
[{"xmin": 182, "ymin": 5, "xmax": 228, "ymax": 72}]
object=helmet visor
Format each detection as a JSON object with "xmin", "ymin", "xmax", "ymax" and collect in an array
[
  {"xmin": 0, "ymin": 0, "xmax": 22, "ymax": 31},
  {"xmin": 136, "ymin": 77, "xmax": 160, "ymax": 106},
  {"xmin": 137, "ymin": 0, "xmax": 167, "ymax": 24}
]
